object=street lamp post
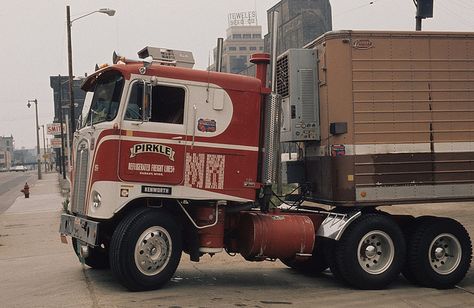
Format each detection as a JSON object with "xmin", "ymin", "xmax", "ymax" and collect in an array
[
  {"xmin": 66, "ymin": 6, "xmax": 115, "ymax": 141},
  {"xmin": 41, "ymin": 124, "xmax": 47, "ymax": 172},
  {"xmin": 58, "ymin": 75, "xmax": 66, "ymax": 180},
  {"xmin": 27, "ymin": 99, "xmax": 42, "ymax": 180}
]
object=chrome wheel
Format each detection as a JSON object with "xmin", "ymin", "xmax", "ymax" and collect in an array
[
  {"xmin": 134, "ymin": 226, "xmax": 172, "ymax": 276},
  {"xmin": 357, "ymin": 230, "xmax": 395, "ymax": 275},
  {"xmin": 429, "ymin": 233, "xmax": 462, "ymax": 275}
]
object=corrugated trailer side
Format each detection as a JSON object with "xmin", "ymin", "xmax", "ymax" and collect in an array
[{"xmin": 305, "ymin": 30, "xmax": 474, "ymax": 206}]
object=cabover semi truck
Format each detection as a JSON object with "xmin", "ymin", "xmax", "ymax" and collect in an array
[{"xmin": 60, "ymin": 31, "xmax": 472, "ymax": 291}]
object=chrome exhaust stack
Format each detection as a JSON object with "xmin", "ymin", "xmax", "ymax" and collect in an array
[{"xmin": 260, "ymin": 10, "xmax": 281, "ymax": 211}]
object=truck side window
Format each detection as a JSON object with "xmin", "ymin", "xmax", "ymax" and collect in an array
[
  {"xmin": 150, "ymin": 85, "xmax": 185, "ymax": 124},
  {"xmin": 125, "ymin": 82, "xmax": 185, "ymax": 124},
  {"xmin": 125, "ymin": 83, "xmax": 143, "ymax": 121}
]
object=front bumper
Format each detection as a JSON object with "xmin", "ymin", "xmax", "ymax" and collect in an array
[{"xmin": 59, "ymin": 213, "xmax": 99, "ymax": 246}]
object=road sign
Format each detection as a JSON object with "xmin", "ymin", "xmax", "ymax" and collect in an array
[
  {"xmin": 51, "ymin": 138, "xmax": 62, "ymax": 149},
  {"xmin": 47, "ymin": 123, "xmax": 64, "ymax": 135}
]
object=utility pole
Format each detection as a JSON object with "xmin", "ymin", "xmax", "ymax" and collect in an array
[
  {"xmin": 27, "ymin": 99, "xmax": 42, "ymax": 180},
  {"xmin": 42, "ymin": 125, "xmax": 47, "ymax": 172},
  {"xmin": 65, "ymin": 6, "xmax": 115, "ymax": 143},
  {"xmin": 58, "ymin": 75, "xmax": 66, "ymax": 180},
  {"xmin": 66, "ymin": 5, "xmax": 76, "ymax": 141}
]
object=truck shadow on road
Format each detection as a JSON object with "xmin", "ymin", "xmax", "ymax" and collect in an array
[{"xmin": 79, "ymin": 265, "xmax": 474, "ymax": 294}]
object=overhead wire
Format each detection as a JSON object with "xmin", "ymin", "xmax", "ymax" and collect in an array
[{"xmin": 335, "ymin": 0, "xmax": 386, "ymax": 17}]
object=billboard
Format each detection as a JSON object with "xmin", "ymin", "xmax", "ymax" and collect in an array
[
  {"xmin": 50, "ymin": 138, "xmax": 62, "ymax": 149},
  {"xmin": 47, "ymin": 123, "xmax": 64, "ymax": 135},
  {"xmin": 228, "ymin": 11, "xmax": 257, "ymax": 27}
]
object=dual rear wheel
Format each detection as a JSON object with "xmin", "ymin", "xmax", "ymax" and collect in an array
[
  {"xmin": 403, "ymin": 217, "xmax": 472, "ymax": 289},
  {"xmin": 324, "ymin": 213, "xmax": 472, "ymax": 289}
]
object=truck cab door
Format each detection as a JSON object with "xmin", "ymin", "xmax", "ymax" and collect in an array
[{"xmin": 118, "ymin": 79, "xmax": 187, "ymax": 185}]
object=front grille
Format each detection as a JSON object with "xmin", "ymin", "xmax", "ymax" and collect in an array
[
  {"xmin": 72, "ymin": 140, "xmax": 89, "ymax": 215},
  {"xmin": 276, "ymin": 55, "xmax": 289, "ymax": 97}
]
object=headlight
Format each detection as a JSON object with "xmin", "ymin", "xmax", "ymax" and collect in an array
[{"xmin": 92, "ymin": 191, "xmax": 102, "ymax": 208}]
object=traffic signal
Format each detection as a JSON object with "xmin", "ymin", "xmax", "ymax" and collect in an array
[{"xmin": 416, "ymin": 0, "xmax": 434, "ymax": 18}]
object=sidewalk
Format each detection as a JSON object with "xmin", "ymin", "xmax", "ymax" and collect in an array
[
  {"xmin": 0, "ymin": 172, "xmax": 93, "ymax": 307},
  {"xmin": 5, "ymin": 172, "xmax": 65, "ymax": 214}
]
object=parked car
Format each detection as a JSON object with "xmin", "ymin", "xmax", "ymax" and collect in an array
[{"xmin": 11, "ymin": 165, "xmax": 27, "ymax": 172}]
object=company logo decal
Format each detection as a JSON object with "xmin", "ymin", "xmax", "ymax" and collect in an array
[
  {"xmin": 130, "ymin": 143, "xmax": 175, "ymax": 161},
  {"xmin": 353, "ymin": 39, "xmax": 374, "ymax": 50},
  {"xmin": 198, "ymin": 118, "xmax": 217, "ymax": 132},
  {"xmin": 141, "ymin": 185, "xmax": 172, "ymax": 195}
]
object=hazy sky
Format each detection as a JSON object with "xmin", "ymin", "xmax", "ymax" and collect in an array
[{"xmin": 1, "ymin": 0, "xmax": 473, "ymax": 148}]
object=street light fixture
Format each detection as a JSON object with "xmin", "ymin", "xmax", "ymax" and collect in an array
[
  {"xmin": 27, "ymin": 99, "xmax": 42, "ymax": 180},
  {"xmin": 66, "ymin": 6, "xmax": 116, "ymax": 141}
]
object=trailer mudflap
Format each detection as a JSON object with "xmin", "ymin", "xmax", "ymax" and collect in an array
[
  {"xmin": 59, "ymin": 213, "xmax": 99, "ymax": 246},
  {"xmin": 316, "ymin": 211, "xmax": 361, "ymax": 241}
]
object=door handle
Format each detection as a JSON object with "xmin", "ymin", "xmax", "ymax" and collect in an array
[{"xmin": 171, "ymin": 136, "xmax": 183, "ymax": 140}]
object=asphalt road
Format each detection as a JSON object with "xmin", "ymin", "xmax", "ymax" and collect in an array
[
  {"xmin": 0, "ymin": 170, "xmax": 35, "ymax": 214},
  {"xmin": 0, "ymin": 174, "xmax": 473, "ymax": 307}
]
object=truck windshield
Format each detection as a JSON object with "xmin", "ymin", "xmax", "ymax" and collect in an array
[{"xmin": 85, "ymin": 71, "xmax": 124, "ymax": 126}]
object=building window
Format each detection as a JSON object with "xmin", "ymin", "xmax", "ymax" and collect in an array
[
  {"xmin": 232, "ymin": 34, "xmax": 242, "ymax": 39},
  {"xmin": 228, "ymin": 46, "xmax": 237, "ymax": 51},
  {"xmin": 239, "ymin": 46, "xmax": 247, "ymax": 51},
  {"xmin": 259, "ymin": 47, "xmax": 264, "ymax": 51},
  {"xmin": 249, "ymin": 47, "xmax": 257, "ymax": 51},
  {"xmin": 243, "ymin": 34, "xmax": 252, "ymax": 39},
  {"xmin": 252, "ymin": 34, "xmax": 261, "ymax": 39}
]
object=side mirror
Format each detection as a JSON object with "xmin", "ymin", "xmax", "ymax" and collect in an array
[{"xmin": 142, "ymin": 80, "xmax": 152, "ymax": 121}]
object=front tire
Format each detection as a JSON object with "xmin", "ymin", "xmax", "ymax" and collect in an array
[
  {"xmin": 331, "ymin": 213, "xmax": 406, "ymax": 289},
  {"xmin": 404, "ymin": 217, "xmax": 472, "ymax": 289},
  {"xmin": 109, "ymin": 208, "xmax": 182, "ymax": 291}
]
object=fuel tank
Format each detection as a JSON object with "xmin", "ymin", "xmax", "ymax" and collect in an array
[{"xmin": 237, "ymin": 212, "xmax": 315, "ymax": 261}]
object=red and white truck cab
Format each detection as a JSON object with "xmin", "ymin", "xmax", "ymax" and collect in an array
[{"xmin": 72, "ymin": 58, "xmax": 264, "ymax": 221}]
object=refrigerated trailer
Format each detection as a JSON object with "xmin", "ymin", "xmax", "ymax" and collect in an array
[{"xmin": 60, "ymin": 32, "xmax": 472, "ymax": 291}]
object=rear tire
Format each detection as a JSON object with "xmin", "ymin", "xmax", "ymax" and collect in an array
[
  {"xmin": 404, "ymin": 217, "xmax": 472, "ymax": 289},
  {"xmin": 331, "ymin": 213, "xmax": 406, "ymax": 289},
  {"xmin": 109, "ymin": 208, "xmax": 182, "ymax": 291}
]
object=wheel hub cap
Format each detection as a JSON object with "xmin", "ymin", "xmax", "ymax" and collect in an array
[
  {"xmin": 134, "ymin": 226, "xmax": 172, "ymax": 276},
  {"xmin": 357, "ymin": 230, "xmax": 395, "ymax": 275},
  {"xmin": 365, "ymin": 245, "xmax": 377, "ymax": 259},
  {"xmin": 434, "ymin": 247, "xmax": 445, "ymax": 259},
  {"xmin": 429, "ymin": 233, "xmax": 462, "ymax": 275}
]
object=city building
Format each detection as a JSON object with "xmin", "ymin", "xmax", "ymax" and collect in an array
[
  {"xmin": 264, "ymin": 0, "xmax": 332, "ymax": 56},
  {"xmin": 209, "ymin": 11, "xmax": 264, "ymax": 74},
  {"xmin": 13, "ymin": 148, "xmax": 37, "ymax": 166},
  {"xmin": 49, "ymin": 75, "xmax": 87, "ymax": 167},
  {"xmin": 0, "ymin": 135, "xmax": 14, "ymax": 169},
  {"xmin": 49, "ymin": 76, "xmax": 87, "ymax": 127}
]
